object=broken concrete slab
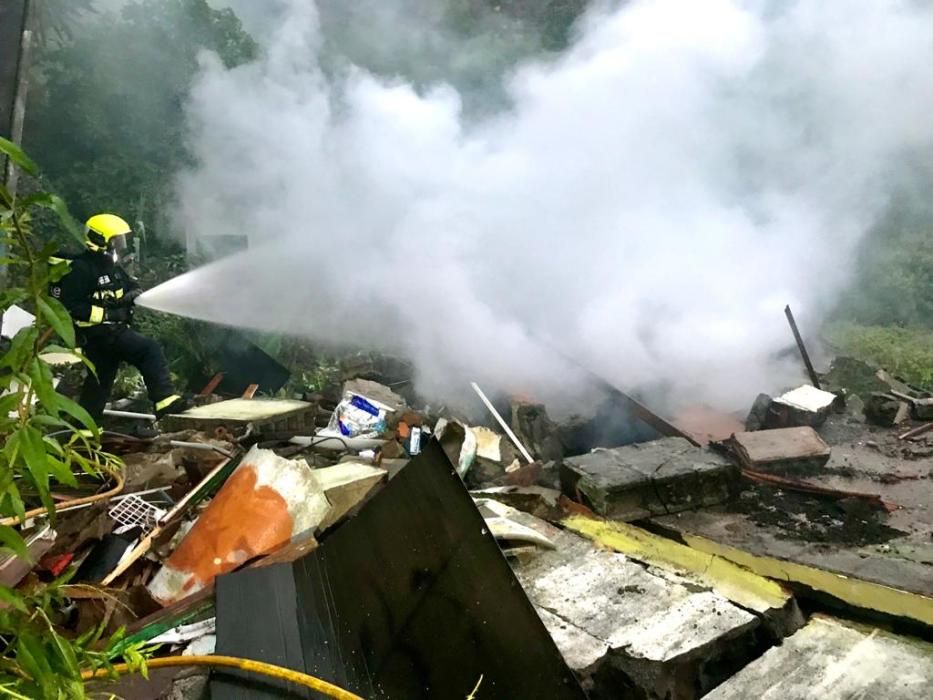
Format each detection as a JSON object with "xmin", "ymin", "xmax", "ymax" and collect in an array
[
  {"xmin": 864, "ymin": 392, "xmax": 912, "ymax": 427},
  {"xmin": 564, "ymin": 516, "xmax": 803, "ymax": 640},
  {"xmin": 467, "ymin": 427, "xmax": 524, "ymax": 487},
  {"xmin": 885, "ymin": 390, "xmax": 933, "ymax": 421},
  {"xmin": 650, "ymin": 511, "xmax": 933, "ymax": 627},
  {"xmin": 313, "ymin": 462, "xmax": 387, "ymax": 531},
  {"xmin": 911, "ymin": 397, "xmax": 933, "ymax": 421},
  {"xmin": 511, "ymin": 401, "xmax": 565, "ymax": 461},
  {"xmin": 162, "ymin": 398, "xmax": 315, "ymax": 434},
  {"xmin": 727, "ymin": 427, "xmax": 831, "ymax": 474},
  {"xmin": 704, "ymin": 615, "xmax": 933, "ymax": 700},
  {"xmin": 559, "ymin": 438, "xmax": 738, "ymax": 521},
  {"xmin": 515, "ymin": 529, "xmax": 760, "ymax": 699}
]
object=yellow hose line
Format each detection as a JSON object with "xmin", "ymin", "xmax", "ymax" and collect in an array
[{"xmin": 81, "ymin": 654, "xmax": 364, "ymax": 700}]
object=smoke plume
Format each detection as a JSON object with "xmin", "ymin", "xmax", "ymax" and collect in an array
[{"xmin": 140, "ymin": 0, "xmax": 933, "ymax": 413}]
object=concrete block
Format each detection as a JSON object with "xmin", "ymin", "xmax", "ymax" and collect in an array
[
  {"xmin": 727, "ymin": 427, "xmax": 831, "ymax": 474},
  {"xmin": 560, "ymin": 438, "xmax": 737, "ymax": 520},
  {"xmin": 704, "ymin": 615, "xmax": 933, "ymax": 700},
  {"xmin": 912, "ymin": 397, "xmax": 933, "ymax": 421},
  {"xmin": 515, "ymin": 530, "xmax": 761, "ymax": 698},
  {"xmin": 770, "ymin": 385, "xmax": 838, "ymax": 428}
]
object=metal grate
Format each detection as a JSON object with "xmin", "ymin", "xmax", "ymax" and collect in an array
[{"xmin": 108, "ymin": 495, "xmax": 166, "ymax": 530}]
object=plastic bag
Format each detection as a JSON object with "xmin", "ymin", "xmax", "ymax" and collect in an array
[{"xmin": 327, "ymin": 391, "xmax": 391, "ymax": 438}]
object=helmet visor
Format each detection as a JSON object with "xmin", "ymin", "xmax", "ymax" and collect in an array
[{"xmin": 109, "ymin": 233, "xmax": 130, "ymax": 259}]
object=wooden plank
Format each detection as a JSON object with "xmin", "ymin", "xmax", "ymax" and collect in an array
[{"xmin": 199, "ymin": 372, "xmax": 224, "ymax": 396}]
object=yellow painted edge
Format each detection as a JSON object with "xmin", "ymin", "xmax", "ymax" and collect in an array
[
  {"xmin": 681, "ymin": 533, "xmax": 933, "ymax": 627},
  {"xmin": 563, "ymin": 516, "xmax": 790, "ymax": 613}
]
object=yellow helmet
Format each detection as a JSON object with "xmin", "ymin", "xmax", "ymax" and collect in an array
[{"xmin": 85, "ymin": 213, "xmax": 131, "ymax": 253}]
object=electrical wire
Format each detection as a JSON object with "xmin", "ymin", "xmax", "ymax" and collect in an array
[{"xmin": 81, "ymin": 655, "xmax": 363, "ymax": 700}]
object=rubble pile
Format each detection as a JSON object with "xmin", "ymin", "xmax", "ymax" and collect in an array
[{"xmin": 4, "ymin": 351, "xmax": 933, "ymax": 699}]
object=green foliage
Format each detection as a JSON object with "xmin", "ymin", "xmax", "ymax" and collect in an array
[
  {"xmin": 825, "ymin": 322, "xmax": 933, "ymax": 389},
  {"xmin": 24, "ymin": 0, "xmax": 258, "ymax": 228},
  {"xmin": 834, "ymin": 178, "xmax": 933, "ymax": 328},
  {"xmin": 0, "ymin": 138, "xmax": 144, "ymax": 697}
]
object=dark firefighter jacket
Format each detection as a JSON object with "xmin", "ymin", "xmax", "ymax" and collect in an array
[{"xmin": 50, "ymin": 250, "xmax": 139, "ymax": 330}]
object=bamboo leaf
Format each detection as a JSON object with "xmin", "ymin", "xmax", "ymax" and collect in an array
[
  {"xmin": 55, "ymin": 394, "xmax": 98, "ymax": 435},
  {"xmin": 0, "ymin": 586, "xmax": 27, "ymax": 613},
  {"xmin": 0, "ymin": 327, "xmax": 38, "ymax": 370},
  {"xmin": 0, "ymin": 289, "xmax": 27, "ymax": 309},
  {"xmin": 18, "ymin": 426, "xmax": 53, "ymax": 516},
  {"xmin": 29, "ymin": 414, "xmax": 69, "ymax": 429},
  {"xmin": 15, "ymin": 633, "xmax": 53, "ymax": 696},
  {"xmin": 44, "ymin": 454, "xmax": 77, "ymax": 489},
  {"xmin": 46, "ymin": 625, "xmax": 80, "ymax": 680},
  {"xmin": 36, "ymin": 296, "xmax": 75, "ymax": 348},
  {"xmin": 28, "ymin": 359, "xmax": 60, "ymax": 419},
  {"xmin": 0, "ymin": 393, "xmax": 21, "ymax": 416},
  {"xmin": 0, "ymin": 137, "xmax": 38, "ymax": 177},
  {"xmin": 0, "ymin": 525, "xmax": 29, "ymax": 561}
]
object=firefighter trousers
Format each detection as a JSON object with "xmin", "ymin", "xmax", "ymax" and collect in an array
[{"xmin": 78, "ymin": 325, "xmax": 174, "ymax": 421}]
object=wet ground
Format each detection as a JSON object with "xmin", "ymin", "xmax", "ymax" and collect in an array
[
  {"xmin": 653, "ymin": 413, "xmax": 933, "ymax": 597},
  {"xmin": 727, "ymin": 484, "xmax": 905, "ymax": 546}
]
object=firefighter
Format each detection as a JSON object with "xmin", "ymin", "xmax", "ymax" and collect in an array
[{"xmin": 51, "ymin": 213, "xmax": 184, "ymax": 421}]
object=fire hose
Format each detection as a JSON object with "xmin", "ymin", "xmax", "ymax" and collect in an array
[{"xmin": 81, "ymin": 655, "xmax": 363, "ymax": 700}]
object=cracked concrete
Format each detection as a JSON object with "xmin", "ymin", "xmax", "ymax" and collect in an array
[
  {"xmin": 559, "ymin": 438, "xmax": 739, "ymax": 520},
  {"xmin": 704, "ymin": 615, "xmax": 933, "ymax": 699},
  {"xmin": 514, "ymin": 529, "xmax": 761, "ymax": 698}
]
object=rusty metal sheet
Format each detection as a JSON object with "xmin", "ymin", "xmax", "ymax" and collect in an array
[{"xmin": 673, "ymin": 405, "xmax": 745, "ymax": 445}]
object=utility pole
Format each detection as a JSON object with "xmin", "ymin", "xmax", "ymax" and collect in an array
[{"xmin": 0, "ymin": 0, "xmax": 35, "ymax": 301}]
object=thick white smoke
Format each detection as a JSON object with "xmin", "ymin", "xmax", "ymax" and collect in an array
[{"xmin": 141, "ymin": 0, "xmax": 933, "ymax": 413}]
